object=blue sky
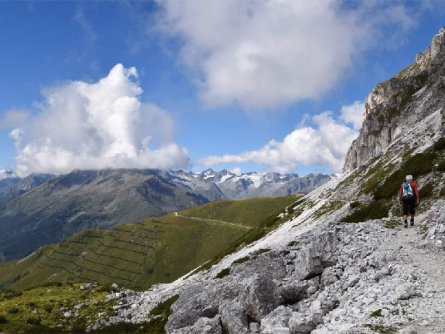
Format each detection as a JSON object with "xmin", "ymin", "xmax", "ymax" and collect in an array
[{"xmin": 0, "ymin": 1, "xmax": 444, "ymax": 176}]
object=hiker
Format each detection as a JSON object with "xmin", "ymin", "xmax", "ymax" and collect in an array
[{"xmin": 398, "ymin": 175, "xmax": 420, "ymax": 228}]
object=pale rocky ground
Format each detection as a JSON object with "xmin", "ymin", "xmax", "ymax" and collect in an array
[{"xmin": 98, "ymin": 198, "xmax": 445, "ymax": 334}]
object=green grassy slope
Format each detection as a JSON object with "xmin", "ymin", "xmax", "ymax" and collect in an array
[
  {"xmin": 0, "ymin": 196, "xmax": 298, "ymax": 291},
  {"xmin": 0, "ymin": 283, "xmax": 115, "ymax": 333},
  {"xmin": 0, "ymin": 283, "xmax": 177, "ymax": 334}
]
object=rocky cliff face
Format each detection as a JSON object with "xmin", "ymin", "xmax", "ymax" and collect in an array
[{"xmin": 343, "ymin": 28, "xmax": 445, "ymax": 171}]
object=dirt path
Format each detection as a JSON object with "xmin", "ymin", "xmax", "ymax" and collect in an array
[
  {"xmin": 388, "ymin": 224, "xmax": 445, "ymax": 333},
  {"xmin": 174, "ymin": 212, "xmax": 252, "ymax": 230}
]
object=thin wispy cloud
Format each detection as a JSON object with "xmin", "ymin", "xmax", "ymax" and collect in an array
[{"xmin": 73, "ymin": 7, "xmax": 97, "ymax": 47}]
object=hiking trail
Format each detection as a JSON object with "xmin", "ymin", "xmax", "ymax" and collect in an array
[
  {"xmin": 383, "ymin": 223, "xmax": 445, "ymax": 334},
  {"xmin": 173, "ymin": 212, "xmax": 252, "ymax": 230}
]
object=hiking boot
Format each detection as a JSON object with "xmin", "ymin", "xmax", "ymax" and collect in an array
[
  {"xmin": 410, "ymin": 220, "xmax": 414, "ymax": 226},
  {"xmin": 404, "ymin": 221, "xmax": 408, "ymax": 228}
]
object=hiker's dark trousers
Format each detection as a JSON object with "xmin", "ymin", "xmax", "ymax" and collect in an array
[{"xmin": 402, "ymin": 196, "xmax": 416, "ymax": 215}]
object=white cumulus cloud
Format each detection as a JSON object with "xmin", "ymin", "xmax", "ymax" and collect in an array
[
  {"xmin": 340, "ymin": 100, "xmax": 365, "ymax": 130},
  {"xmin": 9, "ymin": 64, "xmax": 190, "ymax": 176},
  {"xmin": 200, "ymin": 101, "xmax": 364, "ymax": 172},
  {"xmin": 155, "ymin": 0, "xmax": 421, "ymax": 109}
]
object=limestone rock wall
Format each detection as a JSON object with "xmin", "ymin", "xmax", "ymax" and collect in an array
[{"xmin": 343, "ymin": 28, "xmax": 445, "ymax": 171}]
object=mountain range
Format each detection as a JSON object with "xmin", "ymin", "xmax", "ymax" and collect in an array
[{"xmin": 0, "ymin": 168, "xmax": 330, "ymax": 261}]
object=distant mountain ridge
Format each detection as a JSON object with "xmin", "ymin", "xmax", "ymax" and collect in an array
[
  {"xmin": 0, "ymin": 168, "xmax": 330, "ymax": 262},
  {"xmin": 175, "ymin": 168, "xmax": 331, "ymax": 199}
]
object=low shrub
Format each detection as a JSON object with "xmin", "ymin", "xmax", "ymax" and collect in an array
[
  {"xmin": 343, "ymin": 200, "xmax": 390, "ymax": 223},
  {"xmin": 365, "ymin": 324, "xmax": 397, "ymax": 334},
  {"xmin": 7, "ymin": 306, "xmax": 20, "ymax": 314},
  {"xmin": 370, "ymin": 309, "xmax": 383, "ymax": 317},
  {"xmin": 0, "ymin": 314, "xmax": 7, "ymax": 324},
  {"xmin": 287, "ymin": 241, "xmax": 299, "ymax": 247},
  {"xmin": 350, "ymin": 201, "xmax": 361, "ymax": 209},
  {"xmin": 233, "ymin": 256, "xmax": 250, "ymax": 265},
  {"xmin": 215, "ymin": 268, "xmax": 231, "ymax": 279},
  {"xmin": 252, "ymin": 248, "xmax": 271, "ymax": 257},
  {"xmin": 384, "ymin": 220, "xmax": 401, "ymax": 229},
  {"xmin": 149, "ymin": 294, "xmax": 179, "ymax": 317},
  {"xmin": 420, "ymin": 182, "xmax": 434, "ymax": 198},
  {"xmin": 3, "ymin": 289, "xmax": 22, "ymax": 299},
  {"xmin": 433, "ymin": 137, "xmax": 445, "ymax": 151},
  {"xmin": 26, "ymin": 316, "xmax": 42, "ymax": 325},
  {"xmin": 39, "ymin": 281, "xmax": 63, "ymax": 288},
  {"xmin": 44, "ymin": 304, "xmax": 54, "ymax": 313},
  {"xmin": 331, "ymin": 300, "xmax": 340, "ymax": 310}
]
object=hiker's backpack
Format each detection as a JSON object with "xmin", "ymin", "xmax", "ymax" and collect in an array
[{"xmin": 402, "ymin": 181, "xmax": 415, "ymax": 199}]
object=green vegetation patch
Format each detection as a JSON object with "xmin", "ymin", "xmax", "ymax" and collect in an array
[
  {"xmin": 420, "ymin": 182, "xmax": 434, "ymax": 198},
  {"xmin": 384, "ymin": 220, "xmax": 401, "ymax": 229},
  {"xmin": 287, "ymin": 241, "xmax": 299, "ymax": 247},
  {"xmin": 0, "ymin": 283, "xmax": 116, "ymax": 334},
  {"xmin": 433, "ymin": 137, "xmax": 445, "ymax": 151},
  {"xmin": 233, "ymin": 256, "xmax": 250, "ymax": 265},
  {"xmin": 215, "ymin": 268, "xmax": 231, "ymax": 279},
  {"xmin": 149, "ymin": 294, "xmax": 179, "ymax": 317},
  {"xmin": 369, "ymin": 309, "xmax": 383, "ymax": 318},
  {"xmin": 365, "ymin": 324, "xmax": 398, "ymax": 334},
  {"xmin": 362, "ymin": 162, "xmax": 394, "ymax": 194},
  {"xmin": 374, "ymin": 151, "xmax": 436, "ymax": 200},
  {"xmin": 252, "ymin": 248, "xmax": 271, "ymax": 257},
  {"xmin": 331, "ymin": 300, "xmax": 340, "ymax": 310},
  {"xmin": 311, "ymin": 201, "xmax": 344, "ymax": 220},
  {"xmin": 343, "ymin": 200, "xmax": 390, "ymax": 223}
]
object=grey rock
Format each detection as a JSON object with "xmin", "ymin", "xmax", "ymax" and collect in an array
[
  {"xmin": 219, "ymin": 300, "xmax": 248, "ymax": 334},
  {"xmin": 288, "ymin": 312, "xmax": 318, "ymax": 334},
  {"xmin": 260, "ymin": 306, "xmax": 292, "ymax": 334},
  {"xmin": 239, "ymin": 274, "xmax": 281, "ymax": 321},
  {"xmin": 292, "ymin": 231, "xmax": 337, "ymax": 280},
  {"xmin": 170, "ymin": 316, "xmax": 222, "ymax": 334}
]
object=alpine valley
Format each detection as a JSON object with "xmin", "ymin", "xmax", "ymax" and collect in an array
[{"xmin": 0, "ymin": 169, "xmax": 330, "ymax": 262}]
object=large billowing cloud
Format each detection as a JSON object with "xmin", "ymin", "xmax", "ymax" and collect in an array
[
  {"xmin": 200, "ymin": 101, "xmax": 365, "ymax": 172},
  {"xmin": 9, "ymin": 64, "xmax": 189, "ymax": 176},
  {"xmin": 155, "ymin": 0, "xmax": 418, "ymax": 109}
]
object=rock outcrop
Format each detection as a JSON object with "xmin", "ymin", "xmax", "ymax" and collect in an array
[{"xmin": 343, "ymin": 27, "xmax": 445, "ymax": 171}]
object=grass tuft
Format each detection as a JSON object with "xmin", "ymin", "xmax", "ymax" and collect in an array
[
  {"xmin": 384, "ymin": 220, "xmax": 401, "ymax": 229},
  {"xmin": 370, "ymin": 309, "xmax": 383, "ymax": 318}
]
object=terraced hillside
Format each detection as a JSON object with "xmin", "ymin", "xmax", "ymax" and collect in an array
[{"xmin": 0, "ymin": 196, "xmax": 298, "ymax": 291}]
